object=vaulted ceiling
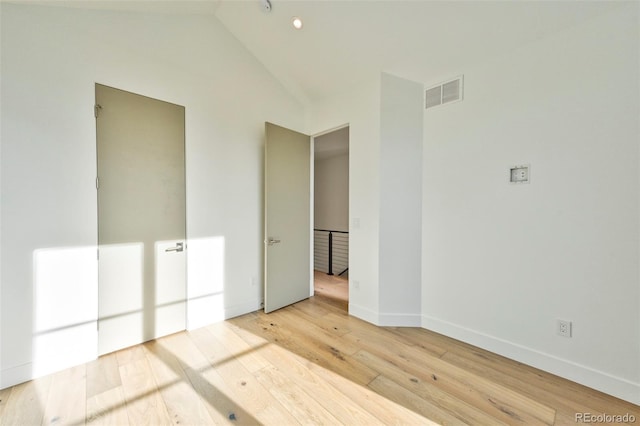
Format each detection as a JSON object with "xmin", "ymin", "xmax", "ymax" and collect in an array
[
  {"xmin": 8, "ymin": 0, "xmax": 624, "ymax": 105},
  {"xmin": 213, "ymin": 0, "xmax": 622, "ymax": 105}
]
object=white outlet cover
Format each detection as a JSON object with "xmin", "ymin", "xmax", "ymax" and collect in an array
[
  {"xmin": 510, "ymin": 164, "xmax": 530, "ymax": 184},
  {"xmin": 557, "ymin": 319, "xmax": 572, "ymax": 338}
]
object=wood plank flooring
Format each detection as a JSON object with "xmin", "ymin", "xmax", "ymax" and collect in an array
[
  {"xmin": 313, "ymin": 270, "xmax": 348, "ymax": 309},
  {"xmin": 1, "ymin": 294, "xmax": 638, "ymax": 425}
]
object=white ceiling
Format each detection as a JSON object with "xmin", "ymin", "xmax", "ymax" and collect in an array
[
  {"xmin": 213, "ymin": 0, "xmax": 622, "ymax": 105},
  {"xmin": 7, "ymin": 0, "xmax": 624, "ymax": 106}
]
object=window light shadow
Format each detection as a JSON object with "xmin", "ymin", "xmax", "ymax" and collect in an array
[
  {"xmin": 75, "ymin": 338, "xmax": 266, "ymax": 425},
  {"xmin": 226, "ymin": 305, "xmax": 441, "ymax": 425},
  {"xmin": 20, "ymin": 302, "xmax": 438, "ymax": 425},
  {"xmin": 97, "ymin": 242, "xmax": 145, "ymax": 356},
  {"xmin": 33, "ymin": 246, "xmax": 99, "ymax": 378},
  {"xmin": 186, "ymin": 236, "xmax": 226, "ymax": 328}
]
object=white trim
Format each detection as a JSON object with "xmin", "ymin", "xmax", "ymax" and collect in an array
[
  {"xmin": 349, "ymin": 303, "xmax": 380, "ymax": 325},
  {"xmin": 378, "ymin": 312, "xmax": 422, "ymax": 327},
  {"xmin": 309, "ymin": 136, "xmax": 315, "ymax": 297},
  {"xmin": 422, "ymin": 314, "xmax": 640, "ymax": 405},
  {"xmin": 1, "ymin": 362, "xmax": 34, "ymax": 389},
  {"xmin": 310, "ymin": 123, "xmax": 351, "ymax": 302},
  {"xmin": 224, "ymin": 300, "xmax": 262, "ymax": 321}
]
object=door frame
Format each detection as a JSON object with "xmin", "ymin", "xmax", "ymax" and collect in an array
[{"xmin": 309, "ymin": 123, "xmax": 350, "ymax": 298}]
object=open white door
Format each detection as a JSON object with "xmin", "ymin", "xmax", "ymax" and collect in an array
[{"xmin": 264, "ymin": 122, "xmax": 311, "ymax": 313}]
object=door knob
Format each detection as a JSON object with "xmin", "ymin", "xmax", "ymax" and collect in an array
[
  {"xmin": 165, "ymin": 242, "xmax": 184, "ymax": 252},
  {"xmin": 266, "ymin": 237, "xmax": 281, "ymax": 246}
]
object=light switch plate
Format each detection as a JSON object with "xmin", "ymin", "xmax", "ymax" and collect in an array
[{"xmin": 510, "ymin": 165, "xmax": 530, "ymax": 184}]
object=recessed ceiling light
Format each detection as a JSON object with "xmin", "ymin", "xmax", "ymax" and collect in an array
[{"xmin": 292, "ymin": 17, "xmax": 303, "ymax": 30}]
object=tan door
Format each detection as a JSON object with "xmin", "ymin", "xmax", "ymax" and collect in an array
[
  {"xmin": 96, "ymin": 84, "xmax": 186, "ymax": 355},
  {"xmin": 264, "ymin": 123, "xmax": 311, "ymax": 313}
]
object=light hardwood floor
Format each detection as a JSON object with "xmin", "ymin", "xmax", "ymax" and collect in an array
[
  {"xmin": 1, "ymin": 295, "xmax": 638, "ymax": 425},
  {"xmin": 313, "ymin": 270, "xmax": 348, "ymax": 309}
]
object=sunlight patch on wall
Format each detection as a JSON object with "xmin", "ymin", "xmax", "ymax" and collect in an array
[
  {"xmin": 155, "ymin": 240, "xmax": 187, "ymax": 337},
  {"xmin": 33, "ymin": 246, "xmax": 98, "ymax": 377},
  {"xmin": 187, "ymin": 236, "xmax": 225, "ymax": 329},
  {"xmin": 97, "ymin": 242, "xmax": 144, "ymax": 355}
]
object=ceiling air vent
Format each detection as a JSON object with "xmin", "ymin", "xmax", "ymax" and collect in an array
[{"xmin": 425, "ymin": 75, "xmax": 463, "ymax": 110}]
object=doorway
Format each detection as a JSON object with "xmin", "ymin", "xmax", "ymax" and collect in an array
[
  {"xmin": 263, "ymin": 123, "xmax": 350, "ymax": 314},
  {"xmin": 95, "ymin": 84, "xmax": 186, "ymax": 355},
  {"xmin": 313, "ymin": 126, "xmax": 349, "ymax": 309}
]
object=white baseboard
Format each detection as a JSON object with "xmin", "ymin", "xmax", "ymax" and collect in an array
[
  {"xmin": 422, "ymin": 314, "xmax": 640, "ymax": 406},
  {"xmin": 1, "ymin": 362, "xmax": 33, "ymax": 390},
  {"xmin": 225, "ymin": 299, "xmax": 262, "ymax": 320},
  {"xmin": 378, "ymin": 312, "xmax": 422, "ymax": 327},
  {"xmin": 349, "ymin": 303, "xmax": 380, "ymax": 325}
]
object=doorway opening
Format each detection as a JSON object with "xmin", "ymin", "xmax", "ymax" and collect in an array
[{"xmin": 312, "ymin": 126, "xmax": 349, "ymax": 310}]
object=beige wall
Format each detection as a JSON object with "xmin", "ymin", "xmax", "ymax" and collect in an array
[{"xmin": 314, "ymin": 154, "xmax": 349, "ymax": 232}]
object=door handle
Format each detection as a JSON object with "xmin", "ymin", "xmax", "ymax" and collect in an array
[
  {"xmin": 266, "ymin": 237, "xmax": 281, "ymax": 246},
  {"xmin": 165, "ymin": 242, "xmax": 184, "ymax": 252}
]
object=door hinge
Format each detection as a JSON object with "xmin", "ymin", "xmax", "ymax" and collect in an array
[
  {"xmin": 94, "ymin": 104, "xmax": 102, "ymax": 118},
  {"xmin": 96, "ymin": 177, "xmax": 99, "ymax": 190}
]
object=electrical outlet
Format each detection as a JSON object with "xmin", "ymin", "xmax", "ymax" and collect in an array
[
  {"xmin": 557, "ymin": 319, "xmax": 572, "ymax": 338},
  {"xmin": 510, "ymin": 165, "xmax": 530, "ymax": 184}
]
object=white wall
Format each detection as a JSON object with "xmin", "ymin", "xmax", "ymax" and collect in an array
[
  {"xmin": 314, "ymin": 154, "xmax": 349, "ymax": 232},
  {"xmin": 308, "ymin": 75, "xmax": 381, "ymax": 324},
  {"xmin": 308, "ymin": 73, "xmax": 425, "ymax": 327},
  {"xmin": 308, "ymin": 2, "xmax": 639, "ymax": 406},
  {"xmin": 421, "ymin": 4, "xmax": 640, "ymax": 404},
  {"xmin": 378, "ymin": 73, "xmax": 423, "ymax": 325},
  {"xmin": 0, "ymin": 3, "xmax": 304, "ymax": 387}
]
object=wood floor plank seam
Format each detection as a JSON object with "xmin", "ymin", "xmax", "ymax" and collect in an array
[
  {"xmin": 143, "ymin": 340, "xmax": 216, "ymax": 425},
  {"xmin": 0, "ymin": 387, "xmax": 13, "ymax": 420},
  {"xmin": 187, "ymin": 326, "xmax": 299, "ymax": 424},
  {"xmin": 1, "ymin": 374, "xmax": 52, "ymax": 426},
  {"xmin": 355, "ymin": 341, "xmax": 556, "ymax": 424},
  {"xmin": 440, "ymin": 350, "xmax": 602, "ymax": 417},
  {"xmin": 118, "ymin": 357, "xmax": 173, "ymax": 425},
  {"xmin": 354, "ymin": 348, "xmax": 509, "ymax": 425},
  {"xmin": 368, "ymin": 374, "xmax": 472, "ymax": 425},
  {"xmin": 248, "ymin": 341, "xmax": 385, "ymax": 425}
]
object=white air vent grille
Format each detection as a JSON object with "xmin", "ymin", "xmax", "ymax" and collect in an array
[
  {"xmin": 442, "ymin": 79, "xmax": 461, "ymax": 104},
  {"xmin": 425, "ymin": 76, "xmax": 463, "ymax": 110},
  {"xmin": 425, "ymin": 86, "xmax": 442, "ymax": 109}
]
